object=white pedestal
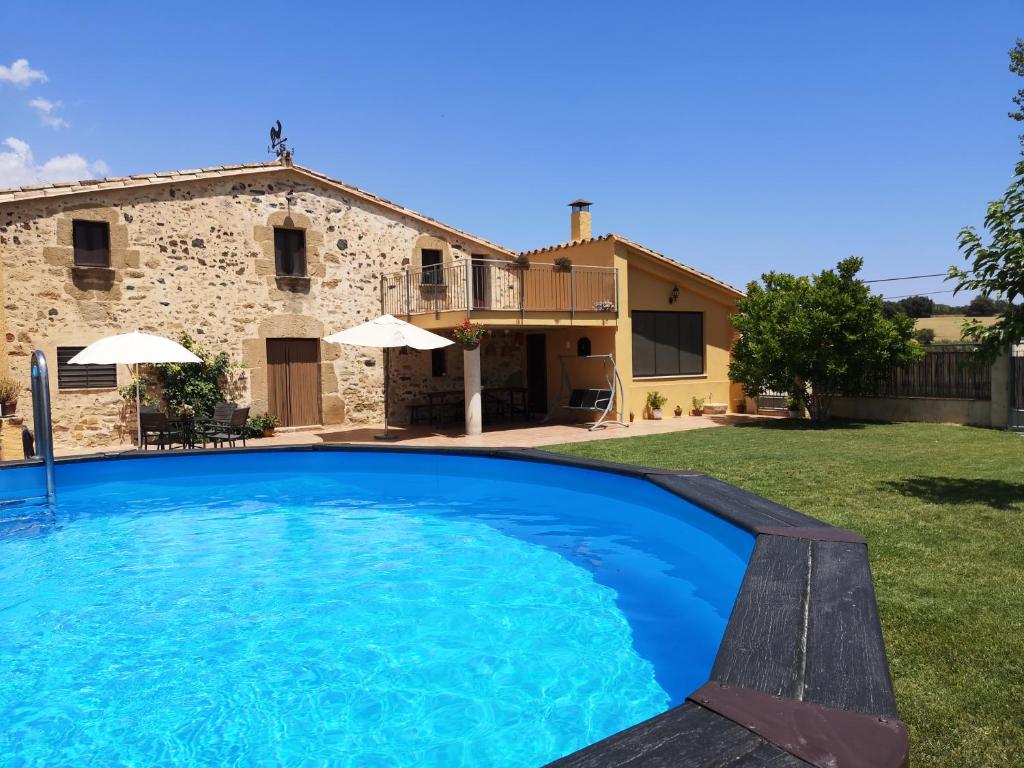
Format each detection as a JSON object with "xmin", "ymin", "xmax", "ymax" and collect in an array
[{"xmin": 463, "ymin": 346, "xmax": 482, "ymax": 436}]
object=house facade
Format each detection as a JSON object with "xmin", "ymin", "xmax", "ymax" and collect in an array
[{"xmin": 0, "ymin": 159, "xmax": 743, "ymax": 449}]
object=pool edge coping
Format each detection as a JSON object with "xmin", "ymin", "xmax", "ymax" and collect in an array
[{"xmin": 0, "ymin": 445, "xmax": 908, "ymax": 768}]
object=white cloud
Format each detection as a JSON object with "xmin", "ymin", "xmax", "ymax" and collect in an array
[
  {"xmin": 28, "ymin": 97, "xmax": 69, "ymax": 129},
  {"xmin": 0, "ymin": 59, "xmax": 47, "ymax": 87},
  {"xmin": 0, "ymin": 137, "xmax": 109, "ymax": 188}
]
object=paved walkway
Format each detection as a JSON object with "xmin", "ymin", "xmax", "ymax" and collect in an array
[{"xmin": 54, "ymin": 413, "xmax": 773, "ymax": 457}]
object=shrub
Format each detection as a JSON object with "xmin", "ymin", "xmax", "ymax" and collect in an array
[
  {"xmin": 0, "ymin": 377, "xmax": 19, "ymax": 404},
  {"xmin": 152, "ymin": 333, "xmax": 234, "ymax": 418},
  {"xmin": 913, "ymin": 327, "xmax": 936, "ymax": 345}
]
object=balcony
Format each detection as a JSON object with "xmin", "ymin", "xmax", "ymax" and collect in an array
[{"xmin": 380, "ymin": 258, "xmax": 618, "ymax": 325}]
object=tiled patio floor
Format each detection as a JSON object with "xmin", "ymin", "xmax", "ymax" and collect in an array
[{"xmin": 55, "ymin": 413, "xmax": 775, "ymax": 457}]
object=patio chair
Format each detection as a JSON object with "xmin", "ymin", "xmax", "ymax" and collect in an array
[
  {"xmin": 201, "ymin": 406, "xmax": 249, "ymax": 448},
  {"xmin": 140, "ymin": 411, "xmax": 184, "ymax": 450}
]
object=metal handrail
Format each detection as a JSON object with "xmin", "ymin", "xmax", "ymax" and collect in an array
[{"xmin": 30, "ymin": 350, "xmax": 55, "ymax": 500}]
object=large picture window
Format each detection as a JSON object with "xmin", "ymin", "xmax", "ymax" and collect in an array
[{"xmin": 631, "ymin": 311, "xmax": 704, "ymax": 377}]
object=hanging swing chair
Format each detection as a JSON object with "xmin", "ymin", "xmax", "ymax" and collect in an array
[{"xmin": 543, "ymin": 353, "xmax": 628, "ymax": 431}]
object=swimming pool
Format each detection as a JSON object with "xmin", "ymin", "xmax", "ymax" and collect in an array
[{"xmin": 0, "ymin": 449, "xmax": 754, "ymax": 767}]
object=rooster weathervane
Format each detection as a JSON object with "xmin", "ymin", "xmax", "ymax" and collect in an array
[{"xmin": 268, "ymin": 120, "xmax": 293, "ymax": 162}]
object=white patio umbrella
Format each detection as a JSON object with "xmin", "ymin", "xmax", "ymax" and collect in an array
[
  {"xmin": 68, "ymin": 331, "xmax": 201, "ymax": 447},
  {"xmin": 325, "ymin": 314, "xmax": 453, "ymax": 440}
]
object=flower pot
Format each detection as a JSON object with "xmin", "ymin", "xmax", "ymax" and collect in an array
[
  {"xmin": 787, "ymin": 409, "xmax": 802, "ymax": 419},
  {"xmin": 461, "ymin": 341, "xmax": 480, "ymax": 352},
  {"xmin": 263, "ymin": 428, "xmax": 275, "ymax": 438},
  {"xmin": 651, "ymin": 409, "xmax": 663, "ymax": 420},
  {"xmin": 0, "ymin": 400, "xmax": 15, "ymax": 417},
  {"xmin": 691, "ymin": 409, "xmax": 703, "ymax": 416}
]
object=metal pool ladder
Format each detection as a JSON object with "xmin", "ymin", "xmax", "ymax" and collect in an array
[{"xmin": 30, "ymin": 350, "xmax": 55, "ymax": 501}]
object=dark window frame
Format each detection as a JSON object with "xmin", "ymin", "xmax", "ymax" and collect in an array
[
  {"xmin": 56, "ymin": 346, "xmax": 117, "ymax": 390},
  {"xmin": 274, "ymin": 227, "xmax": 307, "ymax": 277},
  {"xmin": 72, "ymin": 220, "xmax": 111, "ymax": 268},
  {"xmin": 421, "ymin": 248, "xmax": 444, "ymax": 286},
  {"xmin": 631, "ymin": 310, "xmax": 704, "ymax": 377},
  {"xmin": 431, "ymin": 348, "xmax": 447, "ymax": 378}
]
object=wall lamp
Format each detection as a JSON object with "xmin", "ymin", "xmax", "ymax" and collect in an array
[{"xmin": 669, "ymin": 285, "xmax": 680, "ymax": 304}]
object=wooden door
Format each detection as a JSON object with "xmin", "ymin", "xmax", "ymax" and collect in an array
[
  {"xmin": 526, "ymin": 334, "xmax": 547, "ymax": 414},
  {"xmin": 267, "ymin": 338, "xmax": 322, "ymax": 427}
]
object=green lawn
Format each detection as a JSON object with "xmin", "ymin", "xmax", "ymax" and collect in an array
[{"xmin": 546, "ymin": 421, "xmax": 1023, "ymax": 768}]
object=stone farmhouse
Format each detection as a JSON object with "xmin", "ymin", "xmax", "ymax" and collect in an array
[{"xmin": 0, "ymin": 158, "xmax": 744, "ymax": 448}]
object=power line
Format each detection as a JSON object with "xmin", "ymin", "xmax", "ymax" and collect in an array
[
  {"xmin": 863, "ymin": 272, "xmax": 949, "ymax": 283},
  {"xmin": 881, "ymin": 289, "xmax": 958, "ymax": 301}
]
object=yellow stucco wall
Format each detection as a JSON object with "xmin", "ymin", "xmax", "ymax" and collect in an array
[{"xmin": 614, "ymin": 243, "xmax": 739, "ymax": 419}]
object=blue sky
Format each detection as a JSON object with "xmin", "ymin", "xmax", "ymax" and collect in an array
[{"xmin": 2, "ymin": 1, "xmax": 1021, "ymax": 300}]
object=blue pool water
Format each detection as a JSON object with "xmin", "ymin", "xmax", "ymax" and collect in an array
[{"xmin": 0, "ymin": 451, "xmax": 753, "ymax": 767}]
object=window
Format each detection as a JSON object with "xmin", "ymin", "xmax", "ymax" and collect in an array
[
  {"xmin": 576, "ymin": 337, "xmax": 592, "ymax": 357},
  {"xmin": 421, "ymin": 248, "xmax": 444, "ymax": 285},
  {"xmin": 431, "ymin": 348, "xmax": 447, "ymax": 378},
  {"xmin": 274, "ymin": 227, "xmax": 307, "ymax": 277},
  {"xmin": 631, "ymin": 311, "xmax": 703, "ymax": 377},
  {"xmin": 72, "ymin": 220, "xmax": 111, "ymax": 267},
  {"xmin": 57, "ymin": 346, "xmax": 117, "ymax": 390}
]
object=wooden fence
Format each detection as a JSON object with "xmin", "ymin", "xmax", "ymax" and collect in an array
[{"xmin": 871, "ymin": 344, "xmax": 990, "ymax": 400}]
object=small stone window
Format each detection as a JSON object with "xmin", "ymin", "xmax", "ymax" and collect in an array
[
  {"xmin": 72, "ymin": 220, "xmax": 111, "ymax": 267},
  {"xmin": 577, "ymin": 337, "xmax": 592, "ymax": 357},
  {"xmin": 56, "ymin": 346, "xmax": 117, "ymax": 390},
  {"xmin": 274, "ymin": 227, "xmax": 307, "ymax": 277},
  {"xmin": 421, "ymin": 248, "xmax": 444, "ymax": 286},
  {"xmin": 431, "ymin": 348, "xmax": 447, "ymax": 378}
]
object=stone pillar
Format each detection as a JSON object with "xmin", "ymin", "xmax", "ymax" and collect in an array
[{"xmin": 464, "ymin": 346, "xmax": 482, "ymax": 436}]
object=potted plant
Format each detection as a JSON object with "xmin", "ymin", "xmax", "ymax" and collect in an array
[
  {"xmin": 553, "ymin": 255, "xmax": 573, "ymax": 272},
  {"xmin": 0, "ymin": 378, "xmax": 18, "ymax": 417},
  {"xmin": 512, "ymin": 254, "xmax": 530, "ymax": 269},
  {"xmin": 593, "ymin": 300, "xmax": 616, "ymax": 312},
  {"xmin": 674, "ymin": 404, "xmax": 683, "ymax": 418},
  {"xmin": 691, "ymin": 396, "xmax": 705, "ymax": 416},
  {"xmin": 245, "ymin": 412, "xmax": 279, "ymax": 438},
  {"xmin": 786, "ymin": 395, "xmax": 804, "ymax": 419},
  {"xmin": 646, "ymin": 391, "xmax": 667, "ymax": 420},
  {"xmin": 452, "ymin": 318, "xmax": 486, "ymax": 351}
]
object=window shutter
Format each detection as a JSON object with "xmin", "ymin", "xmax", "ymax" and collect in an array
[{"xmin": 57, "ymin": 347, "xmax": 117, "ymax": 389}]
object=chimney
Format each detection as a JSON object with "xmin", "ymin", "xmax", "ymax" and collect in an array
[{"xmin": 569, "ymin": 199, "xmax": 592, "ymax": 241}]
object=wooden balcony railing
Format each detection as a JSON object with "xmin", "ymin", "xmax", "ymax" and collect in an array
[{"xmin": 380, "ymin": 258, "xmax": 619, "ymax": 319}]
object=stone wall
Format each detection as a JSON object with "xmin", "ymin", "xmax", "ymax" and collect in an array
[
  {"xmin": 388, "ymin": 331, "xmax": 526, "ymax": 425},
  {"xmin": 0, "ymin": 169, "xmax": 505, "ymax": 448}
]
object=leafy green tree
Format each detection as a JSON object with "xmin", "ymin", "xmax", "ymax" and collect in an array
[
  {"xmin": 950, "ymin": 161, "xmax": 1024, "ymax": 359},
  {"xmin": 152, "ymin": 333, "xmax": 234, "ymax": 417},
  {"xmin": 1010, "ymin": 38, "xmax": 1024, "ymax": 139},
  {"xmin": 730, "ymin": 257, "xmax": 922, "ymax": 421},
  {"xmin": 899, "ymin": 295, "xmax": 935, "ymax": 318}
]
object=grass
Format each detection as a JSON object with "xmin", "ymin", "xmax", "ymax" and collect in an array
[{"xmin": 546, "ymin": 421, "xmax": 1024, "ymax": 768}]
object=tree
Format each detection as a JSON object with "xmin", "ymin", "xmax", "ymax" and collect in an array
[
  {"xmin": 1010, "ymin": 38, "xmax": 1024, "ymax": 141},
  {"xmin": 965, "ymin": 294, "xmax": 998, "ymax": 317},
  {"xmin": 898, "ymin": 295, "xmax": 934, "ymax": 318},
  {"xmin": 948, "ymin": 41, "xmax": 1024, "ymax": 360},
  {"xmin": 950, "ymin": 159, "xmax": 1024, "ymax": 358},
  {"xmin": 730, "ymin": 257, "xmax": 922, "ymax": 421}
]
